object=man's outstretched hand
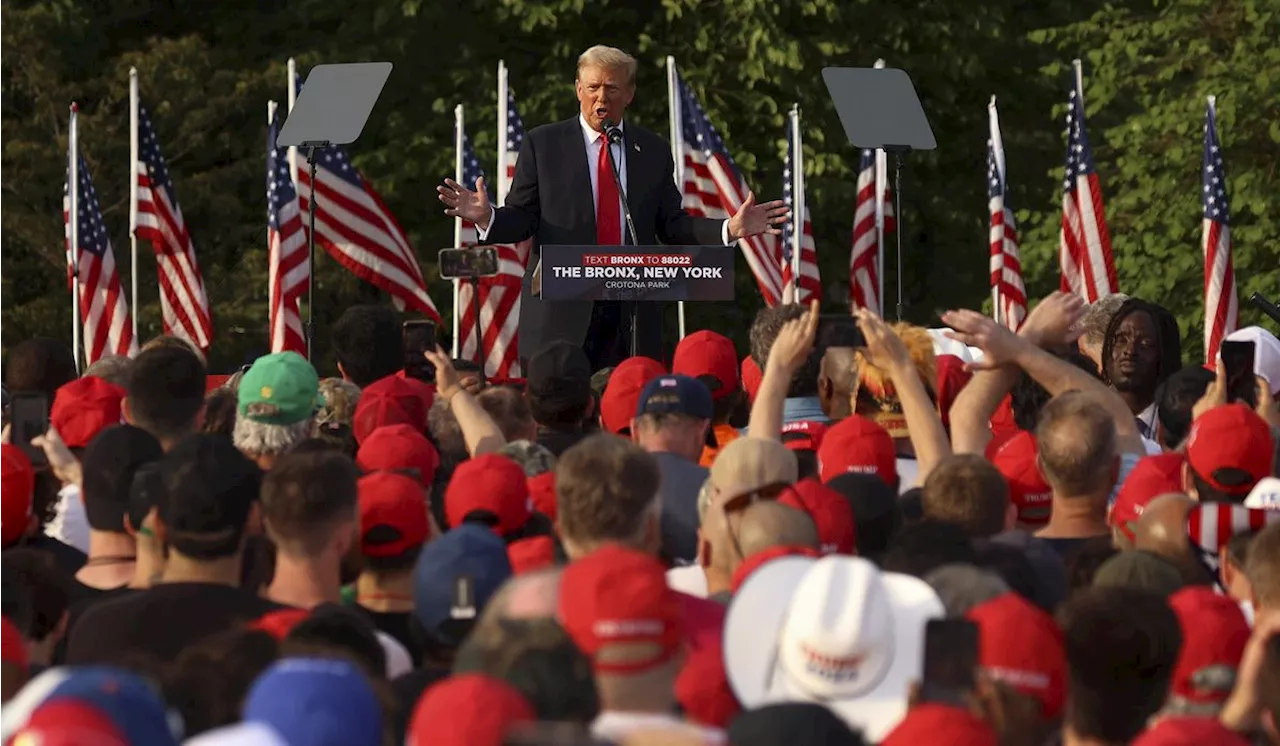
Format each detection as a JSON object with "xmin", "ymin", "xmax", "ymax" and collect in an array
[
  {"xmin": 727, "ymin": 192, "xmax": 789, "ymax": 241},
  {"xmin": 437, "ymin": 177, "xmax": 491, "ymax": 230}
]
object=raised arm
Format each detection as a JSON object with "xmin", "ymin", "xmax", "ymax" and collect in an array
[
  {"xmin": 424, "ymin": 347, "xmax": 506, "ymax": 456},
  {"xmin": 747, "ymin": 301, "xmax": 819, "ymax": 440}
]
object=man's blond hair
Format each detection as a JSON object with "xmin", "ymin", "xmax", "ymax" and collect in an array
[{"xmin": 577, "ymin": 45, "xmax": 637, "ymax": 86}]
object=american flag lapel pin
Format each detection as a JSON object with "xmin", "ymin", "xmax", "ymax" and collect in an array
[{"xmin": 634, "ymin": 142, "xmax": 641, "ymax": 153}]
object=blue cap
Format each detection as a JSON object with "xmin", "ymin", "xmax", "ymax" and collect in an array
[
  {"xmin": 413, "ymin": 523, "xmax": 513, "ymax": 645},
  {"xmin": 26, "ymin": 666, "xmax": 178, "ymax": 745},
  {"xmin": 634, "ymin": 374, "xmax": 713, "ymax": 420},
  {"xmin": 243, "ymin": 658, "xmax": 381, "ymax": 746}
]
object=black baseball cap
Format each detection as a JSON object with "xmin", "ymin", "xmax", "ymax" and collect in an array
[
  {"xmin": 634, "ymin": 374, "xmax": 713, "ymax": 420},
  {"xmin": 728, "ymin": 703, "xmax": 865, "ymax": 746}
]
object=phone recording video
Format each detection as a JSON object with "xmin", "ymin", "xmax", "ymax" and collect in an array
[
  {"xmin": 438, "ymin": 247, "xmax": 499, "ymax": 280},
  {"xmin": 1221, "ymin": 340, "xmax": 1257, "ymax": 407},
  {"xmin": 402, "ymin": 320, "xmax": 438, "ymax": 383},
  {"xmin": 818, "ymin": 314, "xmax": 865, "ymax": 349},
  {"xmin": 920, "ymin": 619, "xmax": 980, "ymax": 708},
  {"xmin": 10, "ymin": 392, "xmax": 50, "ymax": 467}
]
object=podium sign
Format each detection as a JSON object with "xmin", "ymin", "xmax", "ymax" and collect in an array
[{"xmin": 540, "ymin": 245, "xmax": 735, "ymax": 302}]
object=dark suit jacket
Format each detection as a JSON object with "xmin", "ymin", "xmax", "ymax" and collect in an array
[{"xmin": 485, "ymin": 117, "xmax": 725, "ymax": 361}]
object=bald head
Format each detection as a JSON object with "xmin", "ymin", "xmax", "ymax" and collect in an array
[
  {"xmin": 819, "ymin": 347, "xmax": 858, "ymax": 420},
  {"xmin": 1037, "ymin": 392, "xmax": 1118, "ymax": 497},
  {"xmin": 481, "ymin": 568, "xmax": 564, "ymax": 624},
  {"xmin": 1132, "ymin": 493, "xmax": 1208, "ymax": 584},
  {"xmin": 737, "ymin": 501, "xmax": 819, "ymax": 558}
]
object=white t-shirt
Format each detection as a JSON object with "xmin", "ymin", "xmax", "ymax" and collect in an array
[
  {"xmin": 896, "ymin": 458, "xmax": 920, "ymax": 494},
  {"xmin": 667, "ymin": 565, "xmax": 708, "ymax": 598},
  {"xmin": 44, "ymin": 483, "xmax": 90, "ymax": 553}
]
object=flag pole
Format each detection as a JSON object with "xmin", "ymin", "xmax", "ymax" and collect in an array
[
  {"xmin": 286, "ymin": 58, "xmax": 299, "ymax": 188},
  {"xmin": 667, "ymin": 56, "xmax": 687, "ymax": 340},
  {"xmin": 452, "ymin": 104, "xmax": 464, "ymax": 359},
  {"xmin": 790, "ymin": 103, "xmax": 804, "ymax": 304},
  {"xmin": 68, "ymin": 103, "xmax": 82, "ymax": 373},
  {"xmin": 128, "ymin": 68, "xmax": 140, "ymax": 342},
  {"xmin": 497, "ymin": 61, "xmax": 509, "ymax": 206},
  {"xmin": 988, "ymin": 94, "xmax": 1003, "ymax": 328},
  {"xmin": 872, "ymin": 59, "xmax": 887, "ymax": 316}
]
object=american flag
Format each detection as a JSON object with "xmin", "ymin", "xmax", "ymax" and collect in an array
[
  {"xmin": 780, "ymin": 111, "xmax": 821, "ymax": 304},
  {"xmin": 133, "ymin": 103, "xmax": 213, "ymax": 350},
  {"xmin": 64, "ymin": 160, "xmax": 137, "ymax": 364},
  {"xmin": 1201, "ymin": 98, "xmax": 1237, "ymax": 363},
  {"xmin": 1058, "ymin": 75, "xmax": 1117, "ymax": 302},
  {"xmin": 292, "ymin": 76, "xmax": 440, "ymax": 323},
  {"xmin": 987, "ymin": 101, "xmax": 1027, "ymax": 331},
  {"xmin": 267, "ymin": 111, "xmax": 308, "ymax": 355},
  {"xmin": 849, "ymin": 149, "xmax": 894, "ymax": 315},
  {"xmin": 674, "ymin": 71, "xmax": 783, "ymax": 306},
  {"xmin": 458, "ymin": 85, "xmax": 529, "ymax": 378}
]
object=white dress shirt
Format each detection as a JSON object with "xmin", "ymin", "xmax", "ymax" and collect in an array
[{"xmin": 479, "ymin": 115, "xmax": 730, "ymax": 246}]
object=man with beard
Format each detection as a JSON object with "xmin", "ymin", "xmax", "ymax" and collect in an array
[{"xmin": 1100, "ymin": 298, "xmax": 1183, "ymax": 440}]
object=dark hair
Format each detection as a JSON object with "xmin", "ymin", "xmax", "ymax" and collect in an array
[
  {"xmin": 825, "ymin": 473, "xmax": 900, "ymax": 563},
  {"xmin": 361, "ymin": 533, "xmax": 424, "ymax": 574},
  {"xmin": 880, "ymin": 519, "xmax": 977, "ymax": 578},
  {"xmin": 164, "ymin": 628, "xmax": 279, "ymax": 737},
  {"xmin": 528, "ymin": 392, "xmax": 590, "ymax": 430},
  {"xmin": 1010, "ymin": 351, "xmax": 1099, "ymax": 432},
  {"xmin": 331, "ymin": 305, "xmax": 403, "ymax": 387},
  {"xmin": 455, "ymin": 617, "xmax": 599, "ymax": 723},
  {"xmin": 749, "ymin": 305, "xmax": 824, "ymax": 398},
  {"xmin": 81, "ymin": 425, "xmax": 164, "ymax": 532},
  {"xmin": 261, "ymin": 449, "xmax": 359, "ymax": 557},
  {"xmin": 1100, "ymin": 299, "xmax": 1183, "ymax": 393},
  {"xmin": 973, "ymin": 542, "xmax": 1041, "ymax": 608},
  {"xmin": 127, "ymin": 346, "xmax": 207, "ymax": 442},
  {"xmin": 282, "ymin": 603, "xmax": 387, "ymax": 679},
  {"xmin": 200, "ymin": 388, "xmax": 239, "ymax": 440},
  {"xmin": 158, "ymin": 434, "xmax": 262, "ymax": 560},
  {"xmin": 4, "ymin": 338, "xmax": 77, "ymax": 402},
  {"xmin": 1189, "ymin": 464, "xmax": 1256, "ymax": 504},
  {"xmin": 1155, "ymin": 365, "xmax": 1215, "ymax": 449},
  {"xmin": 0, "ymin": 549, "xmax": 69, "ymax": 643},
  {"xmin": 1058, "ymin": 586, "xmax": 1181, "ymax": 742}
]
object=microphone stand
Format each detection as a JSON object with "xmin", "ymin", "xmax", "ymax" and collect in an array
[{"xmin": 603, "ymin": 121, "xmax": 642, "ymax": 358}]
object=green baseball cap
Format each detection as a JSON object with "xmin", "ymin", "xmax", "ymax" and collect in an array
[{"xmin": 238, "ymin": 352, "xmax": 321, "ymax": 425}]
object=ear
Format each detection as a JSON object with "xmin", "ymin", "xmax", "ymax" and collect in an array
[
  {"xmin": 334, "ymin": 518, "xmax": 356, "ymax": 557},
  {"xmin": 152, "ymin": 513, "xmax": 169, "ymax": 547},
  {"xmin": 337, "ymin": 361, "xmax": 349, "ymax": 382},
  {"xmin": 122, "ymin": 397, "xmax": 135, "ymax": 425},
  {"xmin": 123, "ymin": 513, "xmax": 138, "ymax": 538},
  {"xmin": 247, "ymin": 502, "xmax": 264, "ymax": 536},
  {"xmin": 1219, "ymin": 546, "xmax": 1237, "ymax": 588},
  {"xmin": 1182, "ymin": 461, "xmax": 1197, "ymax": 499},
  {"xmin": 696, "ymin": 528, "xmax": 711, "ymax": 569},
  {"xmin": 907, "ymin": 681, "xmax": 922, "ymax": 708},
  {"xmin": 1003, "ymin": 501, "xmax": 1017, "ymax": 532},
  {"xmin": 629, "ymin": 419, "xmax": 640, "ymax": 443}
]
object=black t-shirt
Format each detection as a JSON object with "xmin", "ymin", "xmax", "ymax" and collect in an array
[
  {"xmin": 10, "ymin": 535, "xmax": 87, "ymax": 579},
  {"xmin": 65, "ymin": 582, "xmax": 285, "ymax": 666},
  {"xmin": 55, "ymin": 585, "xmax": 136, "ymax": 665},
  {"xmin": 536, "ymin": 427, "xmax": 589, "ymax": 458},
  {"xmin": 359, "ymin": 607, "xmax": 424, "ymax": 663},
  {"xmin": 391, "ymin": 665, "xmax": 451, "ymax": 741},
  {"xmin": 1038, "ymin": 537, "xmax": 1094, "ymax": 564}
]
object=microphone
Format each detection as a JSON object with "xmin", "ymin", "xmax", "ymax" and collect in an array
[{"xmin": 601, "ymin": 118, "xmax": 623, "ymax": 145}]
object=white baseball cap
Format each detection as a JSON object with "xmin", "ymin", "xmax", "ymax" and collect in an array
[
  {"xmin": 723, "ymin": 555, "xmax": 943, "ymax": 742},
  {"xmin": 1223, "ymin": 326, "xmax": 1280, "ymax": 394},
  {"xmin": 1244, "ymin": 477, "xmax": 1280, "ymax": 510}
]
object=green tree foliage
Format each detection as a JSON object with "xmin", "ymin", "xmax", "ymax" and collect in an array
[
  {"xmin": 1019, "ymin": 0, "xmax": 1280, "ymax": 361},
  {"xmin": 3, "ymin": 0, "xmax": 1274, "ymax": 372}
]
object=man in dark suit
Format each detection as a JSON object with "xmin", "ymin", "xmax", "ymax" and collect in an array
[{"xmin": 438, "ymin": 45, "xmax": 786, "ymax": 369}]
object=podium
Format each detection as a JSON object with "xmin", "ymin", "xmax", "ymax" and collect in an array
[{"xmin": 540, "ymin": 244, "xmax": 735, "ymax": 358}]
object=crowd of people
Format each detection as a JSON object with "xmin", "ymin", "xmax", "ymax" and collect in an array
[{"xmin": 1, "ymin": 290, "xmax": 1279, "ymax": 746}]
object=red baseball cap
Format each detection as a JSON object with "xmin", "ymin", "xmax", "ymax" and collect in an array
[
  {"xmin": 741, "ymin": 356, "xmax": 763, "ymax": 404},
  {"xmin": 249, "ymin": 608, "xmax": 311, "ymax": 641},
  {"xmin": 407, "ymin": 673, "xmax": 535, "ymax": 746},
  {"xmin": 673, "ymin": 331, "xmax": 739, "ymax": 401},
  {"xmin": 507, "ymin": 535, "xmax": 557, "ymax": 575},
  {"xmin": 729, "ymin": 545, "xmax": 821, "ymax": 594},
  {"xmin": 1110, "ymin": 453, "xmax": 1186, "ymax": 542},
  {"xmin": 1185, "ymin": 404, "xmax": 1274, "ymax": 496},
  {"xmin": 358, "ymin": 471, "xmax": 430, "ymax": 558},
  {"xmin": 353, "ymin": 374, "xmax": 431, "ymax": 444},
  {"xmin": 14, "ymin": 699, "xmax": 129, "ymax": 746},
  {"xmin": 526, "ymin": 471, "xmax": 557, "ymax": 522},
  {"xmin": 445, "ymin": 454, "xmax": 531, "ymax": 535},
  {"xmin": 880, "ymin": 703, "xmax": 998, "ymax": 746},
  {"xmin": 987, "ymin": 430, "xmax": 1052, "ymax": 527},
  {"xmin": 2, "ymin": 614, "xmax": 28, "ymax": 673},
  {"xmin": 599, "ymin": 356, "xmax": 666, "ymax": 434},
  {"xmin": 1130, "ymin": 717, "xmax": 1250, "ymax": 746},
  {"xmin": 781, "ymin": 420, "xmax": 828, "ymax": 453},
  {"xmin": 778, "ymin": 478, "xmax": 856, "ymax": 555},
  {"xmin": 935, "ymin": 354, "xmax": 973, "ymax": 432},
  {"xmin": 558, "ymin": 543, "xmax": 684, "ymax": 672},
  {"xmin": 817, "ymin": 415, "xmax": 896, "ymax": 486},
  {"xmin": 51, "ymin": 376, "xmax": 126, "ymax": 448},
  {"xmin": 966, "ymin": 592, "xmax": 1066, "ymax": 720},
  {"xmin": 674, "ymin": 640, "xmax": 741, "ymax": 728},
  {"xmin": 2, "ymin": 443, "xmax": 35, "ymax": 547},
  {"xmin": 1167, "ymin": 587, "xmax": 1250, "ymax": 706},
  {"xmin": 989, "ymin": 395, "xmax": 1018, "ymax": 442},
  {"xmin": 356, "ymin": 423, "xmax": 441, "ymax": 488}
]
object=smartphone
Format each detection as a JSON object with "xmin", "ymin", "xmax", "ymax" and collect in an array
[
  {"xmin": 402, "ymin": 320, "xmax": 438, "ymax": 383},
  {"xmin": 438, "ymin": 247, "xmax": 499, "ymax": 279},
  {"xmin": 920, "ymin": 618, "xmax": 980, "ymax": 708},
  {"xmin": 1221, "ymin": 340, "xmax": 1256, "ymax": 406},
  {"xmin": 9, "ymin": 392, "xmax": 49, "ymax": 467},
  {"xmin": 818, "ymin": 314, "xmax": 865, "ymax": 349}
]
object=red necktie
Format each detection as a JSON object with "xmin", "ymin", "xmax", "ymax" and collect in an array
[{"xmin": 596, "ymin": 135, "xmax": 622, "ymax": 246}]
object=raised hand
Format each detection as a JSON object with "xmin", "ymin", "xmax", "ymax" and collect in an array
[
  {"xmin": 424, "ymin": 345, "xmax": 464, "ymax": 401},
  {"xmin": 437, "ymin": 177, "xmax": 491, "ymax": 229},
  {"xmin": 1019, "ymin": 291, "xmax": 1086, "ymax": 348},
  {"xmin": 766, "ymin": 300, "xmax": 820, "ymax": 374},
  {"xmin": 853, "ymin": 308, "xmax": 911, "ymax": 374},
  {"xmin": 727, "ymin": 191, "xmax": 790, "ymax": 240},
  {"xmin": 941, "ymin": 309, "xmax": 1029, "ymax": 372}
]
